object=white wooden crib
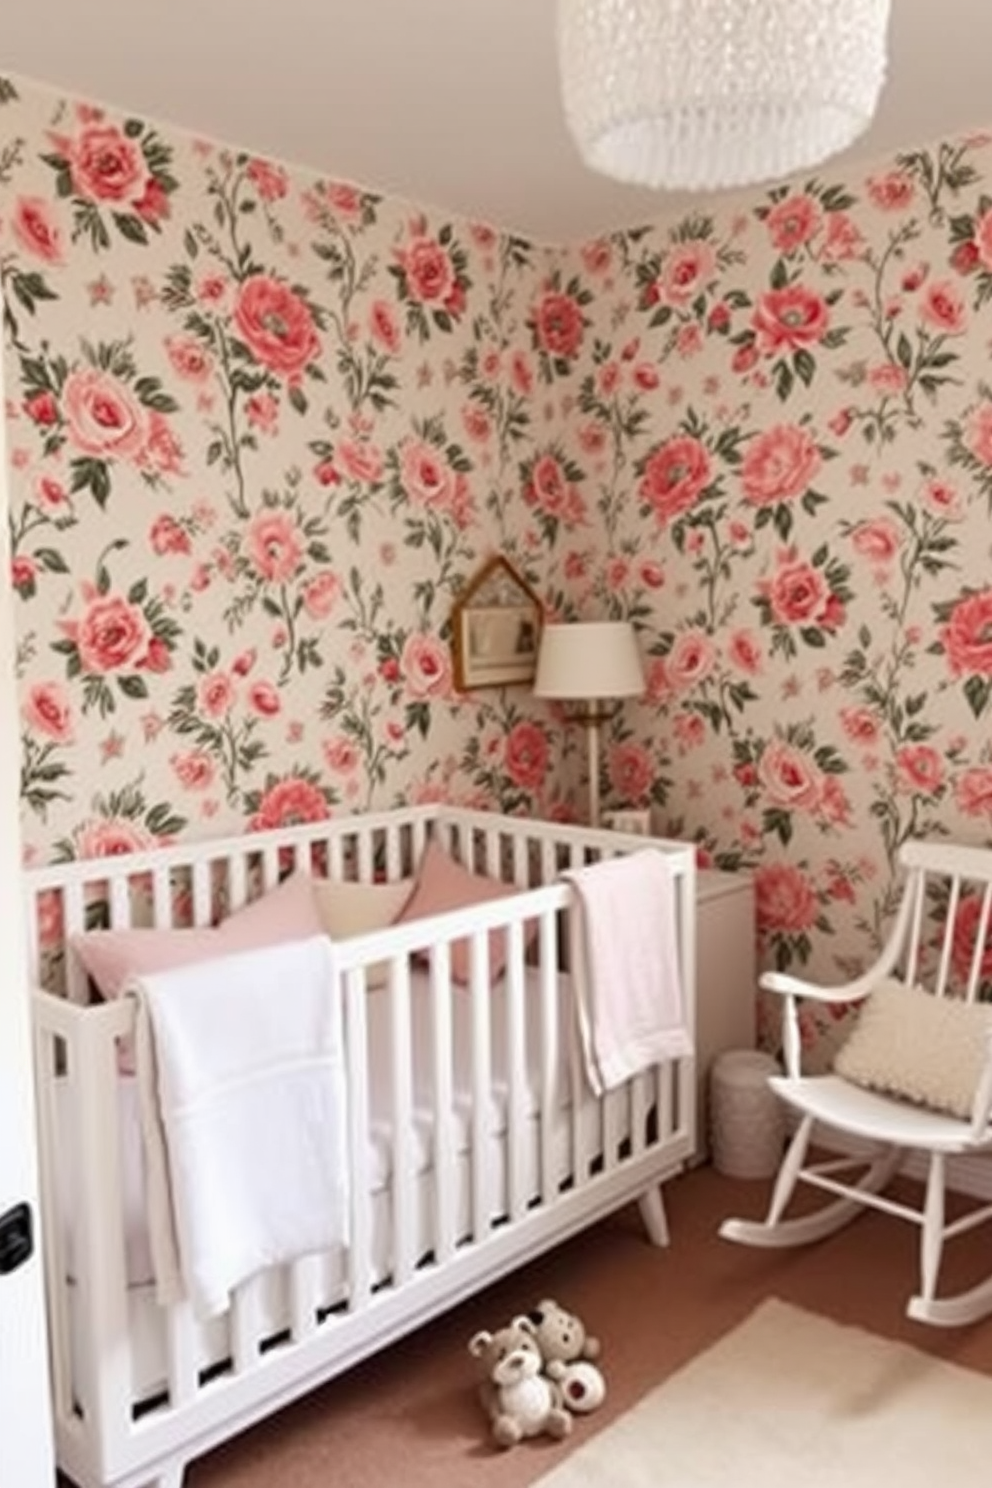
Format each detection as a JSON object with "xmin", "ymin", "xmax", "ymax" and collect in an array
[{"xmin": 26, "ymin": 805, "xmax": 696, "ymax": 1488}]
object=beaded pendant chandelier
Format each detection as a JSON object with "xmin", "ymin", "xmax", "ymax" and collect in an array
[{"xmin": 557, "ymin": 0, "xmax": 892, "ymax": 192}]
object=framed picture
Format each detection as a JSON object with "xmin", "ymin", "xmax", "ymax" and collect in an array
[{"xmin": 452, "ymin": 555, "xmax": 543, "ymax": 691}]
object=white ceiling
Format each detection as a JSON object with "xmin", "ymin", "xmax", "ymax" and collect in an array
[{"xmin": 1, "ymin": 1, "xmax": 991, "ymax": 244}]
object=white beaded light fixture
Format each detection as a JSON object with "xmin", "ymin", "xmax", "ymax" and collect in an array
[{"xmin": 557, "ymin": 0, "xmax": 892, "ymax": 192}]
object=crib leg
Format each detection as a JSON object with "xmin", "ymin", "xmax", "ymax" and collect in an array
[
  {"xmin": 152, "ymin": 1460, "xmax": 186, "ymax": 1488},
  {"xmin": 638, "ymin": 1184, "xmax": 670, "ymax": 1247}
]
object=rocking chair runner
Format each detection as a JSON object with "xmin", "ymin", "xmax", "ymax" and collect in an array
[{"xmin": 721, "ymin": 838, "xmax": 992, "ymax": 1327}]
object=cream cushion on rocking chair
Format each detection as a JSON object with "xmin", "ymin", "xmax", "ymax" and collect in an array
[{"xmin": 833, "ymin": 977, "xmax": 992, "ymax": 1120}]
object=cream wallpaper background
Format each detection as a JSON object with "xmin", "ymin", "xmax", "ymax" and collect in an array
[{"xmin": 5, "ymin": 76, "xmax": 992, "ymax": 1054}]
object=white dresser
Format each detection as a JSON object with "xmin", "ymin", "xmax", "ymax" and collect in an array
[{"xmin": 693, "ymin": 869, "xmax": 756, "ymax": 1160}]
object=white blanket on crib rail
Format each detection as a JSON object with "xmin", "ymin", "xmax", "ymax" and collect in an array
[
  {"xmin": 130, "ymin": 934, "xmax": 348, "ymax": 1318},
  {"xmin": 564, "ymin": 849, "xmax": 692, "ymax": 1095}
]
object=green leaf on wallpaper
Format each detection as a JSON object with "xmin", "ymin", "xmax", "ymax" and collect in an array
[
  {"xmin": 117, "ymin": 675, "xmax": 149, "ymax": 700},
  {"xmin": 406, "ymin": 701, "xmax": 431, "ymax": 739},
  {"xmin": 123, "ymin": 119, "xmax": 144, "ymax": 139},
  {"xmin": 897, "ymin": 334, "xmax": 913, "ymax": 370},
  {"xmin": 128, "ymin": 579, "xmax": 148, "ymax": 606},
  {"xmin": 76, "ymin": 201, "xmax": 110, "ymax": 252},
  {"xmin": 964, "ymin": 674, "xmax": 991, "ymax": 719},
  {"xmin": 764, "ymin": 807, "xmax": 793, "ymax": 846},
  {"xmin": 70, "ymin": 457, "xmax": 111, "ymax": 507},
  {"xmin": 114, "ymin": 212, "xmax": 148, "ymax": 245},
  {"xmin": 774, "ymin": 362, "xmax": 794, "ymax": 401},
  {"xmin": 146, "ymin": 804, "xmax": 187, "ymax": 838},
  {"xmin": 288, "ymin": 384, "xmax": 308, "ymax": 416},
  {"xmin": 0, "ymin": 77, "xmax": 18, "ymax": 104},
  {"xmin": 800, "ymin": 627, "xmax": 826, "ymax": 649},
  {"xmin": 133, "ymin": 377, "xmax": 179, "ymax": 413},
  {"xmin": 35, "ymin": 548, "xmax": 69, "ymax": 574},
  {"xmin": 184, "ymin": 228, "xmax": 199, "ymax": 259},
  {"xmin": 793, "ymin": 350, "xmax": 815, "ymax": 388}
]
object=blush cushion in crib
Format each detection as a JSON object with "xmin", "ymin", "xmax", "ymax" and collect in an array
[
  {"xmin": 394, "ymin": 839, "xmax": 523, "ymax": 983},
  {"xmin": 832, "ymin": 977, "xmax": 992, "ymax": 1120},
  {"xmin": 70, "ymin": 869, "xmax": 326, "ymax": 1003},
  {"xmin": 311, "ymin": 877, "xmax": 415, "ymax": 988}
]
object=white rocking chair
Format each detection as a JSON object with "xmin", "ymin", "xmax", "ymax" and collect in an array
[{"xmin": 721, "ymin": 839, "xmax": 992, "ymax": 1327}]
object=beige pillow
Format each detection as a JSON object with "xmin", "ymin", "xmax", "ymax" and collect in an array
[
  {"xmin": 312, "ymin": 877, "xmax": 415, "ymax": 989},
  {"xmin": 833, "ymin": 978, "xmax": 992, "ymax": 1119}
]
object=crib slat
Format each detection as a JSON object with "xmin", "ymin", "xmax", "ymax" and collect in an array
[
  {"xmin": 504, "ymin": 918, "xmax": 528, "ymax": 1222},
  {"xmin": 430, "ymin": 942, "xmax": 457, "ymax": 1266},
  {"xmin": 343, "ymin": 969, "xmax": 373, "ymax": 1310},
  {"xmin": 468, "ymin": 929, "xmax": 493, "ymax": 1241},
  {"xmin": 538, "ymin": 911, "xmax": 560, "ymax": 1208},
  {"xmin": 389, "ymin": 959, "xmax": 416, "ymax": 1285}
]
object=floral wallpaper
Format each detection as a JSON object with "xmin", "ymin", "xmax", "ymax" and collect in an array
[{"xmin": 6, "ymin": 73, "xmax": 992, "ymax": 1058}]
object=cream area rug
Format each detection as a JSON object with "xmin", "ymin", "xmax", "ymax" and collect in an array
[{"xmin": 532, "ymin": 1298, "xmax": 992, "ymax": 1486}]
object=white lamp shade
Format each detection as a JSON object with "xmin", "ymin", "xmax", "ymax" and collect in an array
[{"xmin": 534, "ymin": 621, "xmax": 645, "ymax": 702}]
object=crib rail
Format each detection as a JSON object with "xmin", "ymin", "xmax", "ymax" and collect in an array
[{"xmin": 27, "ymin": 807, "xmax": 695, "ymax": 1488}]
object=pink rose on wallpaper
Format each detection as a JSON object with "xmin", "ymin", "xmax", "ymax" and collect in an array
[
  {"xmin": 580, "ymin": 239, "xmax": 612, "ymax": 276},
  {"xmin": 66, "ymin": 123, "xmax": 144, "ymax": 202},
  {"xmin": 246, "ymin": 392, "xmax": 279, "ymax": 434},
  {"xmin": 764, "ymin": 194, "xmax": 822, "ymax": 254},
  {"xmin": 821, "ymin": 211, "xmax": 864, "ymax": 262},
  {"xmin": 198, "ymin": 672, "xmax": 235, "ymax": 718},
  {"xmin": 666, "ymin": 630, "xmax": 716, "ymax": 690},
  {"xmin": 525, "ymin": 453, "xmax": 586, "ymax": 526},
  {"xmin": 840, "ymin": 706, "xmax": 881, "ymax": 746},
  {"xmin": 867, "ymin": 363, "xmax": 907, "ymax": 394},
  {"xmin": 369, "ymin": 299, "xmax": 401, "ymax": 354},
  {"xmin": 171, "ymin": 750, "xmax": 216, "ymax": 791},
  {"xmin": 608, "ymin": 742, "xmax": 654, "ymax": 802},
  {"xmin": 660, "ymin": 241, "xmax": 715, "ymax": 305},
  {"xmin": 12, "ymin": 555, "xmax": 36, "ymax": 594},
  {"xmin": 11, "ymin": 196, "xmax": 64, "ymax": 264},
  {"xmin": 142, "ymin": 411, "xmax": 185, "ymax": 476},
  {"xmin": 233, "ymin": 275, "xmax": 320, "ymax": 378},
  {"xmin": 138, "ymin": 637, "xmax": 172, "ymax": 674},
  {"xmin": 303, "ymin": 571, "xmax": 341, "ymax": 619},
  {"xmin": 63, "ymin": 368, "xmax": 147, "ymax": 460},
  {"xmin": 673, "ymin": 712, "xmax": 706, "ymax": 751},
  {"xmin": 922, "ymin": 479, "xmax": 962, "ymax": 519},
  {"xmin": 762, "ymin": 557, "xmax": 838, "ymax": 629},
  {"xmin": 402, "ymin": 633, "xmax": 451, "ymax": 699},
  {"xmin": 246, "ymin": 158, "xmax": 288, "ymax": 201},
  {"xmin": 249, "ymin": 681, "xmax": 281, "ymax": 717},
  {"xmin": 337, "ymin": 438, "xmax": 384, "ymax": 484},
  {"xmin": 462, "ymin": 404, "xmax": 492, "ymax": 443},
  {"xmin": 638, "ymin": 435, "xmax": 711, "ymax": 524},
  {"xmin": 401, "ymin": 236, "xmax": 455, "ymax": 304},
  {"xmin": 955, "ymin": 766, "xmax": 992, "ymax": 818},
  {"xmin": 920, "ymin": 280, "xmax": 966, "ymax": 334},
  {"xmin": 35, "ymin": 889, "xmax": 65, "ymax": 950},
  {"xmin": 73, "ymin": 595, "xmax": 147, "ymax": 673},
  {"xmin": 401, "ymin": 440, "xmax": 453, "ymax": 508},
  {"xmin": 323, "ymin": 736, "xmax": 360, "ymax": 774},
  {"xmin": 166, "ymin": 335, "xmax": 214, "ymax": 383},
  {"xmin": 250, "ymin": 777, "xmax": 329, "ymax": 830},
  {"xmin": 510, "ymin": 350, "xmax": 534, "ymax": 396},
  {"xmin": 951, "ymin": 894, "xmax": 992, "ymax": 984},
  {"xmin": 149, "ymin": 514, "xmax": 191, "ymax": 557},
  {"xmin": 75, "ymin": 818, "xmax": 156, "ymax": 859},
  {"xmin": 247, "ymin": 510, "xmax": 304, "ymax": 584},
  {"xmin": 866, "ymin": 171, "xmax": 915, "ymax": 212},
  {"xmin": 23, "ymin": 681, "xmax": 73, "ymax": 742},
  {"xmin": 895, "ymin": 745, "xmax": 944, "ymax": 796},
  {"xmin": 25, "ymin": 388, "xmax": 57, "ymax": 428},
  {"xmin": 638, "ymin": 559, "xmax": 665, "ymax": 589},
  {"xmin": 941, "ymin": 589, "xmax": 992, "ymax": 677},
  {"xmin": 727, "ymin": 629, "xmax": 763, "ymax": 675},
  {"xmin": 758, "ymin": 739, "xmax": 822, "ymax": 813},
  {"xmin": 974, "ymin": 207, "xmax": 992, "ymax": 272},
  {"xmin": 965, "ymin": 402, "xmax": 992, "ymax": 467},
  {"xmin": 232, "ymin": 649, "xmax": 256, "ymax": 677},
  {"xmin": 755, "ymin": 861, "xmax": 819, "ymax": 937},
  {"xmin": 531, "ymin": 291, "xmax": 585, "ymax": 360},
  {"xmin": 504, "ymin": 721, "xmax": 549, "ymax": 792},
  {"xmin": 740, "ymin": 424, "xmax": 821, "ymax": 506},
  {"xmin": 752, "ymin": 285, "xmax": 829, "ymax": 355},
  {"xmin": 850, "ymin": 518, "xmax": 901, "ymax": 564}
]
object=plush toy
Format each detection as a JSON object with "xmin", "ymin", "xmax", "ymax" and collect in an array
[
  {"xmin": 527, "ymin": 1299, "xmax": 606, "ymax": 1415},
  {"xmin": 527, "ymin": 1298, "xmax": 601, "ymax": 1365},
  {"xmin": 468, "ymin": 1317, "xmax": 573, "ymax": 1449}
]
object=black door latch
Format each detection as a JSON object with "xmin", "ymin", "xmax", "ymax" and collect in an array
[{"xmin": 0, "ymin": 1202, "xmax": 33, "ymax": 1274}]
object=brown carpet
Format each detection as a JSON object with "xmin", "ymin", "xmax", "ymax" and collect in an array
[{"xmin": 177, "ymin": 1164, "xmax": 992, "ymax": 1488}]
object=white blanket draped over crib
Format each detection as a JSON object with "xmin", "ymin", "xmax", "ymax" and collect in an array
[
  {"xmin": 130, "ymin": 934, "xmax": 349, "ymax": 1318},
  {"xmin": 565, "ymin": 848, "xmax": 692, "ymax": 1095}
]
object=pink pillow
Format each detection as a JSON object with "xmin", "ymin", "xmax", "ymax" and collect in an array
[
  {"xmin": 394, "ymin": 839, "xmax": 522, "ymax": 984},
  {"xmin": 71, "ymin": 870, "xmax": 325, "ymax": 1002}
]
